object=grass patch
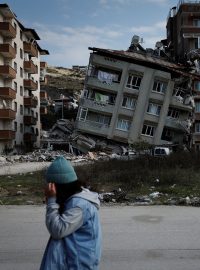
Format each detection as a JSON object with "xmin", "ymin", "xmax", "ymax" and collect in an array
[{"xmin": 1, "ymin": 151, "xmax": 200, "ymax": 205}]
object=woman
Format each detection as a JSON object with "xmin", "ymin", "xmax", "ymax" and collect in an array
[{"xmin": 40, "ymin": 156, "xmax": 102, "ymax": 270}]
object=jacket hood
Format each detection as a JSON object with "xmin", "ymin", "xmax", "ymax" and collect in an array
[{"xmin": 71, "ymin": 188, "xmax": 100, "ymax": 209}]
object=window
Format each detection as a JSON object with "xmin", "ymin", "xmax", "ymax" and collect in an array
[
  {"xmin": 195, "ymin": 123, "xmax": 200, "ymax": 133},
  {"xmin": 20, "ymin": 105, "xmax": 23, "ymax": 115},
  {"xmin": 161, "ymin": 128, "xmax": 173, "ymax": 141},
  {"xmin": 14, "ymin": 82, "xmax": 17, "ymax": 92},
  {"xmin": 96, "ymin": 114, "xmax": 110, "ymax": 125},
  {"xmin": 194, "ymin": 81, "xmax": 200, "ymax": 91},
  {"xmin": 14, "ymin": 121, "xmax": 17, "ymax": 131},
  {"xmin": 117, "ymin": 119, "xmax": 131, "ymax": 131},
  {"xmin": 14, "ymin": 62, "xmax": 17, "ymax": 72},
  {"xmin": 195, "ymin": 37, "xmax": 200, "ymax": 49},
  {"xmin": 122, "ymin": 96, "xmax": 136, "ymax": 110},
  {"xmin": 195, "ymin": 101, "xmax": 200, "ymax": 112},
  {"xmin": 79, "ymin": 107, "xmax": 88, "ymax": 121},
  {"xmin": 14, "ymin": 42, "xmax": 17, "ymax": 53},
  {"xmin": 194, "ymin": 19, "xmax": 200, "ymax": 27},
  {"xmin": 36, "ymin": 112, "xmax": 38, "ymax": 120},
  {"xmin": 20, "ymin": 48, "xmax": 23, "ymax": 59},
  {"xmin": 20, "ymin": 30, "xmax": 22, "ymax": 40},
  {"xmin": 20, "ymin": 123, "xmax": 23, "ymax": 133},
  {"xmin": 14, "ymin": 102, "xmax": 17, "ymax": 112},
  {"xmin": 147, "ymin": 103, "xmax": 161, "ymax": 116},
  {"xmin": 14, "ymin": 22, "xmax": 17, "ymax": 31},
  {"xmin": 20, "ymin": 86, "xmax": 23, "ymax": 96},
  {"xmin": 142, "ymin": 124, "xmax": 155, "ymax": 137},
  {"xmin": 20, "ymin": 67, "xmax": 23, "ymax": 78},
  {"xmin": 36, "ymin": 128, "xmax": 39, "ymax": 136},
  {"xmin": 152, "ymin": 80, "xmax": 167, "ymax": 94},
  {"xmin": 167, "ymin": 108, "xmax": 179, "ymax": 118},
  {"xmin": 126, "ymin": 74, "xmax": 142, "ymax": 90}
]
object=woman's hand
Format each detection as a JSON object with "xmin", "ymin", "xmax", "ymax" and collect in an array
[{"xmin": 45, "ymin": 183, "xmax": 57, "ymax": 199}]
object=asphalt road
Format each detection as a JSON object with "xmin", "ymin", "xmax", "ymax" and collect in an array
[{"xmin": 0, "ymin": 205, "xmax": 200, "ymax": 270}]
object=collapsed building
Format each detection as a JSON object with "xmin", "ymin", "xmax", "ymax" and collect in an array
[{"xmin": 74, "ymin": 37, "xmax": 197, "ymax": 149}]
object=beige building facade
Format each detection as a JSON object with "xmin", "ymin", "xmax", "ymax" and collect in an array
[
  {"xmin": 0, "ymin": 4, "xmax": 48, "ymax": 153},
  {"xmin": 75, "ymin": 47, "xmax": 195, "ymax": 147}
]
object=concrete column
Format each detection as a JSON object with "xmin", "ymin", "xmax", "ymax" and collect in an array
[
  {"xmin": 128, "ymin": 68, "xmax": 155, "ymax": 143},
  {"xmin": 107, "ymin": 63, "xmax": 129, "ymax": 138},
  {"xmin": 153, "ymin": 79, "xmax": 174, "ymax": 144}
]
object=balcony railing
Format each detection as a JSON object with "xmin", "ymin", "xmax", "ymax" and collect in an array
[
  {"xmin": 0, "ymin": 130, "xmax": 15, "ymax": 140},
  {"xmin": 0, "ymin": 44, "xmax": 16, "ymax": 58},
  {"xmin": 0, "ymin": 65, "xmax": 16, "ymax": 79},
  {"xmin": 0, "ymin": 87, "xmax": 16, "ymax": 99},
  {"xmin": 24, "ymin": 96, "xmax": 38, "ymax": 107},
  {"xmin": 24, "ymin": 60, "xmax": 38, "ymax": 74},
  {"xmin": 23, "ymin": 42, "xmax": 38, "ymax": 57},
  {"xmin": 0, "ymin": 108, "xmax": 16, "ymax": 120},
  {"xmin": 0, "ymin": 22, "xmax": 16, "ymax": 38},
  {"xmin": 24, "ymin": 79, "xmax": 38, "ymax": 90},
  {"xmin": 24, "ymin": 115, "xmax": 37, "ymax": 125}
]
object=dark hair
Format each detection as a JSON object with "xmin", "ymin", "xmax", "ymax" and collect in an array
[{"xmin": 55, "ymin": 180, "xmax": 82, "ymax": 214}]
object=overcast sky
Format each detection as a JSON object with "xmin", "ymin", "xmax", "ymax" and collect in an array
[{"xmin": 5, "ymin": 0, "xmax": 180, "ymax": 67}]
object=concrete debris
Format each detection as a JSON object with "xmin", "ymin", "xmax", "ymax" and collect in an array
[{"xmin": 99, "ymin": 189, "xmax": 128, "ymax": 203}]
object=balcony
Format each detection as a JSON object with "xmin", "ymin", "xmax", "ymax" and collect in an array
[
  {"xmin": 24, "ymin": 132, "xmax": 37, "ymax": 142},
  {"xmin": 0, "ymin": 65, "xmax": 16, "ymax": 79},
  {"xmin": 0, "ymin": 108, "xmax": 16, "ymax": 120},
  {"xmin": 0, "ymin": 87, "xmax": 16, "ymax": 99},
  {"xmin": 165, "ymin": 117, "xmax": 185, "ymax": 131},
  {"xmin": 23, "ymin": 42, "xmax": 38, "ymax": 57},
  {"xmin": 79, "ymin": 98, "xmax": 114, "ymax": 114},
  {"xmin": 0, "ymin": 22, "xmax": 16, "ymax": 38},
  {"xmin": 181, "ymin": 26, "xmax": 200, "ymax": 37},
  {"xmin": 24, "ymin": 115, "xmax": 37, "ymax": 125},
  {"xmin": 40, "ymin": 106, "xmax": 48, "ymax": 115},
  {"xmin": 0, "ymin": 130, "xmax": 15, "ymax": 140},
  {"xmin": 40, "ymin": 61, "xmax": 47, "ymax": 69},
  {"xmin": 24, "ymin": 60, "xmax": 38, "ymax": 74},
  {"xmin": 0, "ymin": 44, "xmax": 16, "ymax": 58},
  {"xmin": 87, "ymin": 76, "xmax": 121, "ymax": 93},
  {"xmin": 24, "ymin": 96, "xmax": 38, "ymax": 107},
  {"xmin": 75, "ymin": 119, "xmax": 109, "ymax": 137},
  {"xmin": 170, "ymin": 96, "xmax": 193, "ymax": 111},
  {"xmin": 24, "ymin": 79, "xmax": 38, "ymax": 90}
]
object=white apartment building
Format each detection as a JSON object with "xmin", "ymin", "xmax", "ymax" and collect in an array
[{"xmin": 0, "ymin": 4, "xmax": 48, "ymax": 153}]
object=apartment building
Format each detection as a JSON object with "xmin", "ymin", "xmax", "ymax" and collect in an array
[
  {"xmin": 0, "ymin": 4, "xmax": 48, "ymax": 153},
  {"xmin": 75, "ymin": 45, "xmax": 196, "ymax": 147},
  {"xmin": 166, "ymin": 0, "xmax": 200, "ymax": 149}
]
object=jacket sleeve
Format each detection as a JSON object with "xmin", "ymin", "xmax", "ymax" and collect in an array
[{"xmin": 45, "ymin": 197, "xmax": 83, "ymax": 240}]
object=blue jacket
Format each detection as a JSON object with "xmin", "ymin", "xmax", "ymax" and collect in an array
[{"xmin": 40, "ymin": 188, "xmax": 102, "ymax": 270}]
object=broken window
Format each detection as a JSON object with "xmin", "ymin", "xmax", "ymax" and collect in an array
[
  {"xmin": 79, "ymin": 107, "xmax": 88, "ymax": 121},
  {"xmin": 126, "ymin": 74, "xmax": 142, "ymax": 90},
  {"xmin": 167, "ymin": 108, "xmax": 179, "ymax": 118},
  {"xmin": 142, "ymin": 124, "xmax": 155, "ymax": 137},
  {"xmin": 147, "ymin": 103, "xmax": 161, "ymax": 116},
  {"xmin": 117, "ymin": 118, "xmax": 131, "ymax": 131},
  {"xmin": 152, "ymin": 80, "xmax": 167, "ymax": 94},
  {"xmin": 122, "ymin": 96, "xmax": 136, "ymax": 110}
]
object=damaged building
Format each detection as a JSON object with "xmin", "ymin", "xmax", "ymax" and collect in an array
[{"xmin": 75, "ymin": 37, "xmax": 197, "ymax": 148}]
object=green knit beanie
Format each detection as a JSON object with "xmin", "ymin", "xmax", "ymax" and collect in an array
[{"xmin": 46, "ymin": 156, "xmax": 77, "ymax": 184}]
